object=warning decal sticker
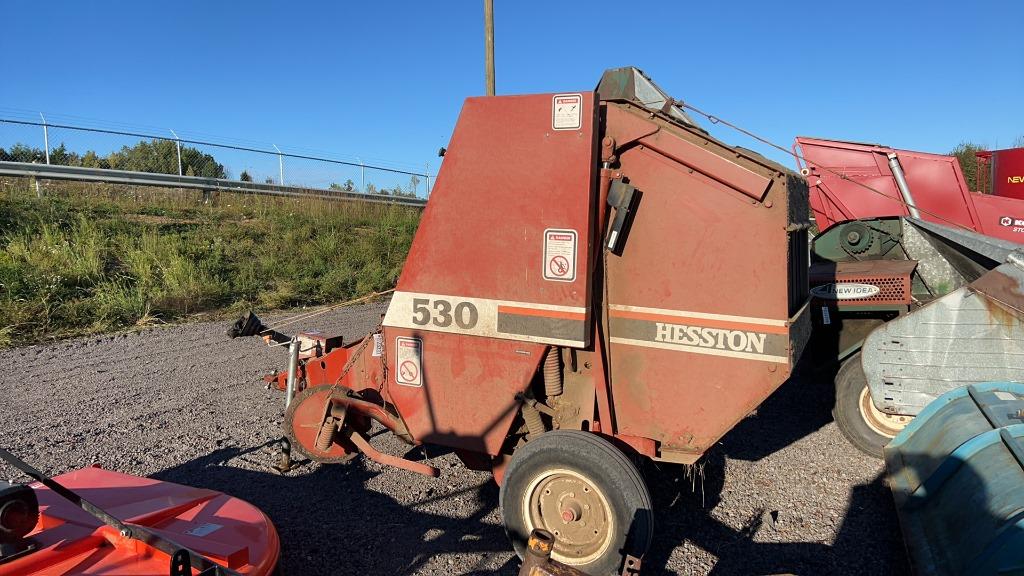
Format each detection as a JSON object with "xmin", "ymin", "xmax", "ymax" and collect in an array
[
  {"xmin": 395, "ymin": 336, "xmax": 423, "ymax": 387},
  {"xmin": 543, "ymin": 228, "xmax": 577, "ymax": 282},
  {"xmin": 552, "ymin": 94, "xmax": 583, "ymax": 130}
]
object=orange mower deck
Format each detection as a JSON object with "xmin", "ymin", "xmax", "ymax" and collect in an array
[{"xmin": 0, "ymin": 466, "xmax": 279, "ymax": 576}]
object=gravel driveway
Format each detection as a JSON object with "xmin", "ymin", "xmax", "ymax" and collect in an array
[{"xmin": 0, "ymin": 302, "xmax": 908, "ymax": 575}]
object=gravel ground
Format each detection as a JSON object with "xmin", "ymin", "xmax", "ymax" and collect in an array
[{"xmin": 0, "ymin": 302, "xmax": 908, "ymax": 575}]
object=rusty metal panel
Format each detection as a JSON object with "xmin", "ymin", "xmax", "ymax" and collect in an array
[
  {"xmin": 809, "ymin": 260, "xmax": 916, "ymax": 307},
  {"xmin": 861, "ymin": 252, "xmax": 1024, "ymax": 416},
  {"xmin": 383, "ymin": 327, "xmax": 545, "ymax": 455},
  {"xmin": 379, "ymin": 93, "xmax": 598, "ymax": 453},
  {"xmin": 602, "ymin": 102, "xmax": 809, "ymax": 460},
  {"xmin": 394, "ymin": 92, "xmax": 596, "ymax": 310}
]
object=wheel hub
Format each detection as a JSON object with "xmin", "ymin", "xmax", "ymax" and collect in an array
[
  {"xmin": 858, "ymin": 386, "xmax": 910, "ymax": 438},
  {"xmin": 523, "ymin": 469, "xmax": 613, "ymax": 565},
  {"xmin": 284, "ymin": 385, "xmax": 358, "ymax": 463}
]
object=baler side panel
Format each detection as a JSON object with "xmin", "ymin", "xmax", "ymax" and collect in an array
[
  {"xmin": 389, "ymin": 92, "xmax": 596, "ymax": 332},
  {"xmin": 604, "ymin": 105, "xmax": 799, "ymax": 458},
  {"xmin": 383, "ymin": 327, "xmax": 545, "ymax": 455},
  {"xmin": 381, "ymin": 93, "xmax": 598, "ymax": 455}
]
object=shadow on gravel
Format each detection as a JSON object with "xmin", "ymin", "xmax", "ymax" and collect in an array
[
  {"xmin": 642, "ymin": 457, "xmax": 907, "ymax": 575},
  {"xmin": 151, "ymin": 446, "xmax": 519, "ymax": 575},
  {"xmin": 635, "ymin": 362, "xmax": 908, "ymax": 575},
  {"xmin": 719, "ymin": 362, "xmax": 840, "ymax": 463}
]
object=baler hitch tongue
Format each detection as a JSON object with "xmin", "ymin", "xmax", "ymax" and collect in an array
[
  {"xmin": 226, "ymin": 311, "xmax": 290, "ymax": 344},
  {"xmin": 226, "ymin": 310, "xmax": 266, "ymax": 338}
]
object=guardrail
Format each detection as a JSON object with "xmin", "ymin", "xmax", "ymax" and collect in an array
[{"xmin": 0, "ymin": 161, "xmax": 428, "ymax": 208}]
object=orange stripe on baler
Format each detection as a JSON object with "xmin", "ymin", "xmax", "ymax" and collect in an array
[
  {"xmin": 609, "ymin": 309, "xmax": 788, "ymax": 334},
  {"xmin": 497, "ymin": 305, "xmax": 586, "ymax": 321}
]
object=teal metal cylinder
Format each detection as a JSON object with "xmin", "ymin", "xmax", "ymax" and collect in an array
[{"xmin": 885, "ymin": 382, "xmax": 1024, "ymax": 575}]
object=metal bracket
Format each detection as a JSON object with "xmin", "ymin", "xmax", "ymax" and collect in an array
[
  {"xmin": 621, "ymin": 554, "xmax": 642, "ymax": 576},
  {"xmin": 605, "ymin": 179, "xmax": 637, "ymax": 252},
  {"xmin": 170, "ymin": 549, "xmax": 233, "ymax": 576},
  {"xmin": 349, "ymin": 430, "xmax": 439, "ymax": 477}
]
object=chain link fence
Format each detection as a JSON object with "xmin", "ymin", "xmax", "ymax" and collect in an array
[{"xmin": 0, "ymin": 107, "xmax": 433, "ymax": 198}]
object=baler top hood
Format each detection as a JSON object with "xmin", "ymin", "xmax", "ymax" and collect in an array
[{"xmin": 596, "ymin": 66, "xmax": 702, "ymax": 130}]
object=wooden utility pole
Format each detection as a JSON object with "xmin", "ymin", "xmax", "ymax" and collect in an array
[{"xmin": 484, "ymin": 0, "xmax": 495, "ymax": 95}]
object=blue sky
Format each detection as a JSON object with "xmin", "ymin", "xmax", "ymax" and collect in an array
[{"xmin": 2, "ymin": 0, "xmax": 1021, "ymax": 186}]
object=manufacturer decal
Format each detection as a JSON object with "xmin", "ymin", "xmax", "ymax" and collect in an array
[
  {"xmin": 1008, "ymin": 176, "xmax": 1024, "ymax": 184},
  {"xmin": 653, "ymin": 323, "xmax": 767, "ymax": 354},
  {"xmin": 998, "ymin": 215, "xmax": 1024, "ymax": 233},
  {"xmin": 383, "ymin": 291, "xmax": 588, "ymax": 347},
  {"xmin": 810, "ymin": 283, "xmax": 881, "ymax": 300},
  {"xmin": 395, "ymin": 337, "xmax": 423, "ymax": 387},
  {"xmin": 551, "ymin": 94, "xmax": 583, "ymax": 130},
  {"xmin": 543, "ymin": 228, "xmax": 577, "ymax": 282},
  {"xmin": 607, "ymin": 304, "xmax": 789, "ymax": 364}
]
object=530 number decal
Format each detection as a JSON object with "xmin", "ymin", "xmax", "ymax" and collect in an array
[{"xmin": 412, "ymin": 298, "xmax": 479, "ymax": 329}]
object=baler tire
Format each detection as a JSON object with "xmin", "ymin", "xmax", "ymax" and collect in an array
[
  {"xmin": 833, "ymin": 352, "xmax": 891, "ymax": 458},
  {"xmin": 499, "ymin": 430, "xmax": 652, "ymax": 576}
]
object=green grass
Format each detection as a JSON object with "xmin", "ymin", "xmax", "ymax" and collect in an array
[{"xmin": 0, "ymin": 179, "xmax": 420, "ymax": 346}]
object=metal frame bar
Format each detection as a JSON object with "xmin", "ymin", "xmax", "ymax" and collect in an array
[{"xmin": 0, "ymin": 161, "xmax": 427, "ymax": 207}]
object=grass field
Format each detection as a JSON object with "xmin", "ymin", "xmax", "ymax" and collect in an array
[{"xmin": 0, "ymin": 178, "xmax": 420, "ymax": 346}]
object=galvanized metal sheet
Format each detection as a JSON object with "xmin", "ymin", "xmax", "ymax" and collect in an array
[{"xmin": 862, "ymin": 255, "xmax": 1024, "ymax": 416}]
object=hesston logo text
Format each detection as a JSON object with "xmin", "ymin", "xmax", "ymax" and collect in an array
[{"xmin": 654, "ymin": 322, "xmax": 767, "ymax": 354}]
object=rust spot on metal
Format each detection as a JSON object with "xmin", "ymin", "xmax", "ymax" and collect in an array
[{"xmin": 969, "ymin": 270, "xmax": 1024, "ymax": 329}]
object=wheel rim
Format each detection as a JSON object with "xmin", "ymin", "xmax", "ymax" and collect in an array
[
  {"xmin": 858, "ymin": 386, "xmax": 910, "ymax": 438},
  {"xmin": 521, "ymin": 468, "xmax": 614, "ymax": 566}
]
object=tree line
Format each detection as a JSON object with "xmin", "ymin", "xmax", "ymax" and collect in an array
[
  {"xmin": 0, "ymin": 139, "xmax": 226, "ymax": 178},
  {"xmin": 328, "ymin": 175, "xmax": 421, "ymax": 198}
]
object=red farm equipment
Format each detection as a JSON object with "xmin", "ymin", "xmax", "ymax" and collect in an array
[
  {"xmin": 0, "ymin": 449, "xmax": 279, "ymax": 576},
  {"xmin": 232, "ymin": 67, "xmax": 813, "ymax": 575},
  {"xmin": 794, "ymin": 137, "xmax": 1024, "ymax": 242},
  {"xmin": 793, "ymin": 137, "xmax": 1024, "ymax": 458},
  {"xmin": 977, "ymin": 146, "xmax": 1024, "ymax": 200}
]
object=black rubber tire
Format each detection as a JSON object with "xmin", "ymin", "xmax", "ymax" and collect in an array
[
  {"xmin": 833, "ymin": 352, "xmax": 889, "ymax": 458},
  {"xmin": 500, "ymin": 431, "xmax": 653, "ymax": 576}
]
